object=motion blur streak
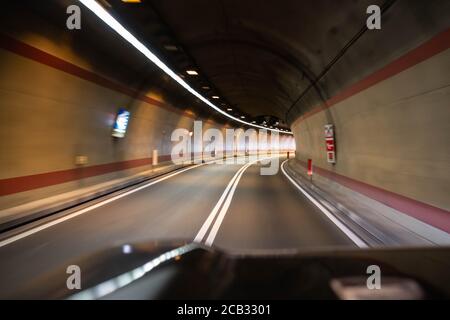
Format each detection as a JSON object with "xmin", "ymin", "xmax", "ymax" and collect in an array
[
  {"xmin": 0, "ymin": 0, "xmax": 449, "ymax": 299},
  {"xmin": 68, "ymin": 244, "xmax": 196, "ymax": 300},
  {"xmin": 78, "ymin": 0, "xmax": 289, "ymax": 134},
  {"xmin": 281, "ymin": 160, "xmax": 368, "ymax": 248},
  {"xmin": 0, "ymin": 163, "xmax": 206, "ymax": 248}
]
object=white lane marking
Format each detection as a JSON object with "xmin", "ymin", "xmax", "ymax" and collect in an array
[
  {"xmin": 280, "ymin": 160, "xmax": 368, "ymax": 248},
  {"xmin": 195, "ymin": 156, "xmax": 278, "ymax": 244},
  {"xmin": 204, "ymin": 162, "xmax": 253, "ymax": 246},
  {"xmin": 0, "ymin": 164, "xmax": 207, "ymax": 248},
  {"xmin": 193, "ymin": 163, "xmax": 249, "ymax": 243}
]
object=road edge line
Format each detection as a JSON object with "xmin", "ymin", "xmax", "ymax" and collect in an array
[
  {"xmin": 0, "ymin": 163, "xmax": 207, "ymax": 248},
  {"xmin": 281, "ymin": 160, "xmax": 368, "ymax": 248}
]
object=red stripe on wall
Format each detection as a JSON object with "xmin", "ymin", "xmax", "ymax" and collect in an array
[
  {"xmin": 0, "ymin": 33, "xmax": 195, "ymax": 120},
  {"xmin": 288, "ymin": 29, "xmax": 450, "ymax": 232},
  {"xmin": 1, "ymin": 29, "xmax": 449, "ymax": 233},
  {"xmin": 296, "ymin": 160, "xmax": 450, "ymax": 233},
  {"xmin": 0, "ymin": 34, "xmax": 224, "ymax": 195},
  {"xmin": 0, "ymin": 155, "xmax": 172, "ymax": 196},
  {"xmin": 0, "ymin": 151, "xmax": 218, "ymax": 196},
  {"xmin": 292, "ymin": 28, "xmax": 450, "ymax": 126}
]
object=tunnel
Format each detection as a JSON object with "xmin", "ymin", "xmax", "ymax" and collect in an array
[{"xmin": 0, "ymin": 0, "xmax": 449, "ymax": 300}]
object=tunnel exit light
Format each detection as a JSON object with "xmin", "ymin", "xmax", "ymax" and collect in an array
[{"xmin": 112, "ymin": 108, "xmax": 130, "ymax": 138}]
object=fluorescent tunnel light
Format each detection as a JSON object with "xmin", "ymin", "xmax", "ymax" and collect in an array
[{"xmin": 79, "ymin": 0, "xmax": 292, "ymax": 134}]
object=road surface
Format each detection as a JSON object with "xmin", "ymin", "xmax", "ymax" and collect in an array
[{"xmin": 0, "ymin": 157, "xmax": 355, "ymax": 297}]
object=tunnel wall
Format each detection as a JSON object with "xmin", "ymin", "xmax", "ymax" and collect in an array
[
  {"xmin": 0, "ymin": 33, "xmax": 220, "ymax": 210},
  {"xmin": 0, "ymin": 31, "xmax": 292, "ymax": 212},
  {"xmin": 291, "ymin": 29, "xmax": 450, "ymax": 230},
  {"xmin": 0, "ymin": 32, "xmax": 293, "ymax": 213}
]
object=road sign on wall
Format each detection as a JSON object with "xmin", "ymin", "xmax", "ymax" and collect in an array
[
  {"xmin": 324, "ymin": 124, "xmax": 336, "ymax": 164},
  {"xmin": 112, "ymin": 108, "xmax": 130, "ymax": 138}
]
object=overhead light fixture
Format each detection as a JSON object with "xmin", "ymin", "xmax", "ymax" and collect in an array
[
  {"xmin": 79, "ymin": 0, "xmax": 291, "ymax": 135},
  {"xmin": 163, "ymin": 44, "xmax": 178, "ymax": 51},
  {"xmin": 241, "ymin": 116, "xmax": 246, "ymax": 119},
  {"xmin": 212, "ymin": 95, "xmax": 220, "ymax": 99},
  {"xmin": 121, "ymin": 0, "xmax": 141, "ymax": 3},
  {"xmin": 201, "ymin": 86, "xmax": 210, "ymax": 90},
  {"xmin": 252, "ymin": 121, "xmax": 256, "ymax": 123},
  {"xmin": 186, "ymin": 70, "xmax": 198, "ymax": 76},
  {"xmin": 227, "ymin": 108, "xmax": 233, "ymax": 111},
  {"xmin": 97, "ymin": 0, "xmax": 112, "ymax": 7}
]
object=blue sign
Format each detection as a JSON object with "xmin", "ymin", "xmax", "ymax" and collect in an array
[{"xmin": 112, "ymin": 108, "xmax": 130, "ymax": 138}]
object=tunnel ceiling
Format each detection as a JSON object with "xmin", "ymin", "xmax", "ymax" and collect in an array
[{"xmin": 106, "ymin": 0, "xmax": 387, "ymax": 127}]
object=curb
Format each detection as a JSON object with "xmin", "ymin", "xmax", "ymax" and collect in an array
[{"xmin": 0, "ymin": 163, "xmax": 186, "ymax": 233}]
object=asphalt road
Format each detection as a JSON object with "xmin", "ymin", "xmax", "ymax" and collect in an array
[
  {"xmin": 0, "ymin": 157, "xmax": 355, "ymax": 297},
  {"xmin": 213, "ymin": 161, "xmax": 355, "ymax": 251}
]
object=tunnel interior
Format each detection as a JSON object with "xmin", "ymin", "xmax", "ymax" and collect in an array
[{"xmin": 0, "ymin": 0, "xmax": 449, "ymax": 300}]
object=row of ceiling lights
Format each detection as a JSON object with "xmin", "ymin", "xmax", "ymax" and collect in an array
[
  {"xmin": 120, "ymin": 0, "xmax": 256, "ymax": 125},
  {"xmin": 160, "ymin": 26, "xmax": 252, "ymax": 124},
  {"xmin": 184, "ymin": 68, "xmax": 289, "ymax": 131},
  {"xmin": 86, "ymin": 0, "xmax": 291, "ymax": 134},
  {"xmin": 185, "ymin": 68, "xmax": 248, "ymax": 119},
  {"xmin": 168, "ymin": 37, "xmax": 288, "ymax": 131},
  {"xmin": 118, "ymin": 0, "xmax": 255, "ymax": 125}
]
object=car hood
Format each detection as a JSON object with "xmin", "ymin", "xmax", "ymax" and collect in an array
[{"xmin": 6, "ymin": 241, "xmax": 450, "ymax": 299}]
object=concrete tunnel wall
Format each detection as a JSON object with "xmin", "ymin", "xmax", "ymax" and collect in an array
[
  {"xmin": 0, "ymin": 35, "xmax": 215, "ymax": 210},
  {"xmin": 0, "ymin": 27, "xmax": 293, "ymax": 213},
  {"xmin": 1, "ymin": 2, "xmax": 446, "ymax": 234},
  {"xmin": 290, "ymin": 23, "xmax": 450, "ymax": 229}
]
